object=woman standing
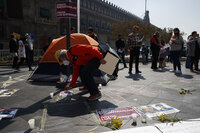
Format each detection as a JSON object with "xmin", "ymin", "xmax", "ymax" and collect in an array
[
  {"xmin": 169, "ymin": 28, "xmax": 184, "ymax": 74},
  {"xmin": 16, "ymin": 37, "xmax": 32, "ymax": 71}
]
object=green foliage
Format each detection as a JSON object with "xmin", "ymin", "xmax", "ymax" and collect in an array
[
  {"xmin": 110, "ymin": 21, "xmax": 173, "ymax": 43},
  {"xmin": 157, "ymin": 113, "xmax": 181, "ymax": 124},
  {"xmin": 179, "ymin": 88, "xmax": 191, "ymax": 94},
  {"xmin": 0, "ymin": 56, "xmax": 13, "ymax": 61}
]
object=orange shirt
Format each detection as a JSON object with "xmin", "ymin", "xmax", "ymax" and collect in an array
[{"xmin": 67, "ymin": 44, "xmax": 103, "ymax": 87}]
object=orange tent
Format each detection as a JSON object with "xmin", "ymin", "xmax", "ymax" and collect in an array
[
  {"xmin": 40, "ymin": 33, "xmax": 99, "ymax": 62},
  {"xmin": 29, "ymin": 33, "xmax": 100, "ymax": 81}
]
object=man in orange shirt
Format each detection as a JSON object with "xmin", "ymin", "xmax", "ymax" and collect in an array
[{"xmin": 55, "ymin": 44, "xmax": 106, "ymax": 101}]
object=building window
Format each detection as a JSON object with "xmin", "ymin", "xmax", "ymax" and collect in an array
[
  {"xmin": 80, "ymin": 0, "xmax": 83, "ymax": 6},
  {"xmin": 0, "ymin": 0, "xmax": 4, "ymax": 18},
  {"xmin": 81, "ymin": 18, "xmax": 86, "ymax": 25},
  {"xmin": 83, "ymin": 0, "xmax": 87, "ymax": 7},
  {"xmin": 102, "ymin": 23, "xmax": 105, "ymax": 30},
  {"xmin": 95, "ymin": 4, "xmax": 98, "ymax": 11},
  {"xmin": 7, "ymin": 0, "xmax": 23, "ymax": 19},
  {"xmin": 40, "ymin": 8, "xmax": 51, "ymax": 20},
  {"xmin": 91, "ymin": 2, "xmax": 94, "ymax": 10},
  {"xmin": 89, "ymin": 20, "xmax": 94, "ymax": 27},
  {"xmin": 0, "ymin": 24, "xmax": 4, "ymax": 39},
  {"xmin": 87, "ymin": 1, "xmax": 90, "ymax": 9},
  {"xmin": 96, "ymin": 21, "xmax": 100, "ymax": 28},
  {"xmin": 10, "ymin": 25, "xmax": 21, "ymax": 35}
]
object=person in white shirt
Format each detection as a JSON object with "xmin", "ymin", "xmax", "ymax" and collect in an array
[{"xmin": 16, "ymin": 37, "xmax": 33, "ymax": 71}]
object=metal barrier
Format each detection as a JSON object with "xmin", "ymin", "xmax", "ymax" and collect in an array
[
  {"xmin": 0, "ymin": 49, "xmax": 44, "ymax": 57},
  {"xmin": 0, "ymin": 49, "xmax": 10, "ymax": 57}
]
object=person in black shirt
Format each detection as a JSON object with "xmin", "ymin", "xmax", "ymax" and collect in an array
[
  {"xmin": 88, "ymin": 27, "xmax": 98, "ymax": 42},
  {"xmin": 150, "ymin": 32, "xmax": 162, "ymax": 70},
  {"xmin": 116, "ymin": 34, "xmax": 127, "ymax": 68},
  {"xmin": 9, "ymin": 34, "xmax": 18, "ymax": 68}
]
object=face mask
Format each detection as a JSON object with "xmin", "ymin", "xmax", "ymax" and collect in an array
[{"xmin": 63, "ymin": 60, "xmax": 69, "ymax": 66}]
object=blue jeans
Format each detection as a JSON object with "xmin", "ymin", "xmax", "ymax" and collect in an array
[{"xmin": 171, "ymin": 51, "xmax": 181, "ymax": 71}]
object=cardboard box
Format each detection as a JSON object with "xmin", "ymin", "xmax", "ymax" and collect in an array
[{"xmin": 99, "ymin": 51, "xmax": 119, "ymax": 75}]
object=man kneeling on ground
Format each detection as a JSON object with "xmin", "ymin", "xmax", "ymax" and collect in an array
[{"xmin": 55, "ymin": 44, "xmax": 106, "ymax": 101}]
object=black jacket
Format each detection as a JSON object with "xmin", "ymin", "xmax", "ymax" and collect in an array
[
  {"xmin": 115, "ymin": 39, "xmax": 125, "ymax": 50},
  {"xmin": 9, "ymin": 38, "xmax": 18, "ymax": 52}
]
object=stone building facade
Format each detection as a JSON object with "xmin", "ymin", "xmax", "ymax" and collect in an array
[{"xmin": 0, "ymin": 0, "xmax": 143, "ymax": 50}]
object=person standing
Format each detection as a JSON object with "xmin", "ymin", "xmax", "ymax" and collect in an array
[
  {"xmin": 150, "ymin": 32, "xmax": 162, "ymax": 70},
  {"xmin": 71, "ymin": 27, "xmax": 76, "ymax": 34},
  {"xmin": 88, "ymin": 27, "xmax": 98, "ymax": 42},
  {"xmin": 169, "ymin": 28, "xmax": 184, "ymax": 74},
  {"xmin": 25, "ymin": 33, "xmax": 34, "ymax": 63},
  {"xmin": 141, "ymin": 44, "xmax": 147, "ymax": 64},
  {"xmin": 9, "ymin": 34, "xmax": 18, "ymax": 69},
  {"xmin": 16, "ymin": 37, "xmax": 33, "ymax": 71},
  {"xmin": 115, "ymin": 34, "xmax": 127, "ymax": 68},
  {"xmin": 127, "ymin": 25, "xmax": 143, "ymax": 74},
  {"xmin": 145, "ymin": 46, "xmax": 149, "ymax": 63},
  {"xmin": 158, "ymin": 41, "xmax": 166, "ymax": 68},
  {"xmin": 24, "ymin": 33, "xmax": 33, "ymax": 71},
  {"xmin": 187, "ymin": 31, "xmax": 199, "ymax": 72}
]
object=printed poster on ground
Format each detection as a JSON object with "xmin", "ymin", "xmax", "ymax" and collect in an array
[
  {"xmin": 0, "ymin": 109, "xmax": 18, "ymax": 119},
  {"xmin": 0, "ymin": 89, "xmax": 19, "ymax": 97},
  {"xmin": 136, "ymin": 103, "xmax": 180, "ymax": 118},
  {"xmin": 96, "ymin": 107, "xmax": 140, "ymax": 121}
]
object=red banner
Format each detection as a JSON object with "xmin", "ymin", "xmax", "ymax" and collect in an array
[
  {"xmin": 96, "ymin": 107, "xmax": 140, "ymax": 121},
  {"xmin": 56, "ymin": 2, "xmax": 77, "ymax": 18}
]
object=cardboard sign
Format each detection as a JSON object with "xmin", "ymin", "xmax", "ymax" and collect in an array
[
  {"xmin": 99, "ymin": 52, "xmax": 119, "ymax": 75},
  {"xmin": 96, "ymin": 107, "xmax": 140, "ymax": 121}
]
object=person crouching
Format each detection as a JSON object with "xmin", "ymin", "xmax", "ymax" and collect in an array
[{"xmin": 55, "ymin": 44, "xmax": 106, "ymax": 101}]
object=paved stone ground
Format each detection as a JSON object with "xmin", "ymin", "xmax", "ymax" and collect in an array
[{"xmin": 0, "ymin": 61, "xmax": 200, "ymax": 133}]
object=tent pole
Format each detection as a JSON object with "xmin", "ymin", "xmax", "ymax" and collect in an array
[
  {"xmin": 66, "ymin": 0, "xmax": 71, "ymax": 50},
  {"xmin": 77, "ymin": 0, "xmax": 80, "ymax": 33}
]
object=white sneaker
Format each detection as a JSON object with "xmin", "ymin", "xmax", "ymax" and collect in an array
[
  {"xmin": 176, "ymin": 70, "xmax": 182, "ymax": 74},
  {"xmin": 169, "ymin": 69, "xmax": 175, "ymax": 72}
]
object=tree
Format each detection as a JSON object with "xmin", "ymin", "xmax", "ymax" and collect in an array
[{"xmin": 109, "ymin": 21, "xmax": 160, "ymax": 42}]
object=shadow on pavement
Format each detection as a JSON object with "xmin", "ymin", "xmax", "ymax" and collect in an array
[
  {"xmin": 152, "ymin": 68, "xmax": 170, "ymax": 73},
  {"xmin": 28, "ymin": 80, "xmax": 59, "ymax": 87},
  {"xmin": 47, "ymin": 100, "xmax": 118, "ymax": 117},
  {"xmin": 175, "ymin": 74, "xmax": 193, "ymax": 79},
  {"xmin": 125, "ymin": 74, "xmax": 146, "ymax": 81}
]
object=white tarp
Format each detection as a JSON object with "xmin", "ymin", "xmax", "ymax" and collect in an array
[
  {"xmin": 155, "ymin": 118, "xmax": 200, "ymax": 133},
  {"xmin": 101, "ymin": 126, "xmax": 161, "ymax": 133}
]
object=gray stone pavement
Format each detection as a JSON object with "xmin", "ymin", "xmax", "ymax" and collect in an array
[{"xmin": 0, "ymin": 61, "xmax": 200, "ymax": 133}]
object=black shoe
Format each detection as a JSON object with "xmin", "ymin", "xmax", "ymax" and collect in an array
[
  {"xmin": 136, "ymin": 71, "xmax": 142, "ymax": 74},
  {"xmin": 29, "ymin": 68, "xmax": 34, "ymax": 71},
  {"xmin": 151, "ymin": 67, "xmax": 158, "ymax": 70},
  {"xmin": 110, "ymin": 75, "xmax": 118, "ymax": 80}
]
